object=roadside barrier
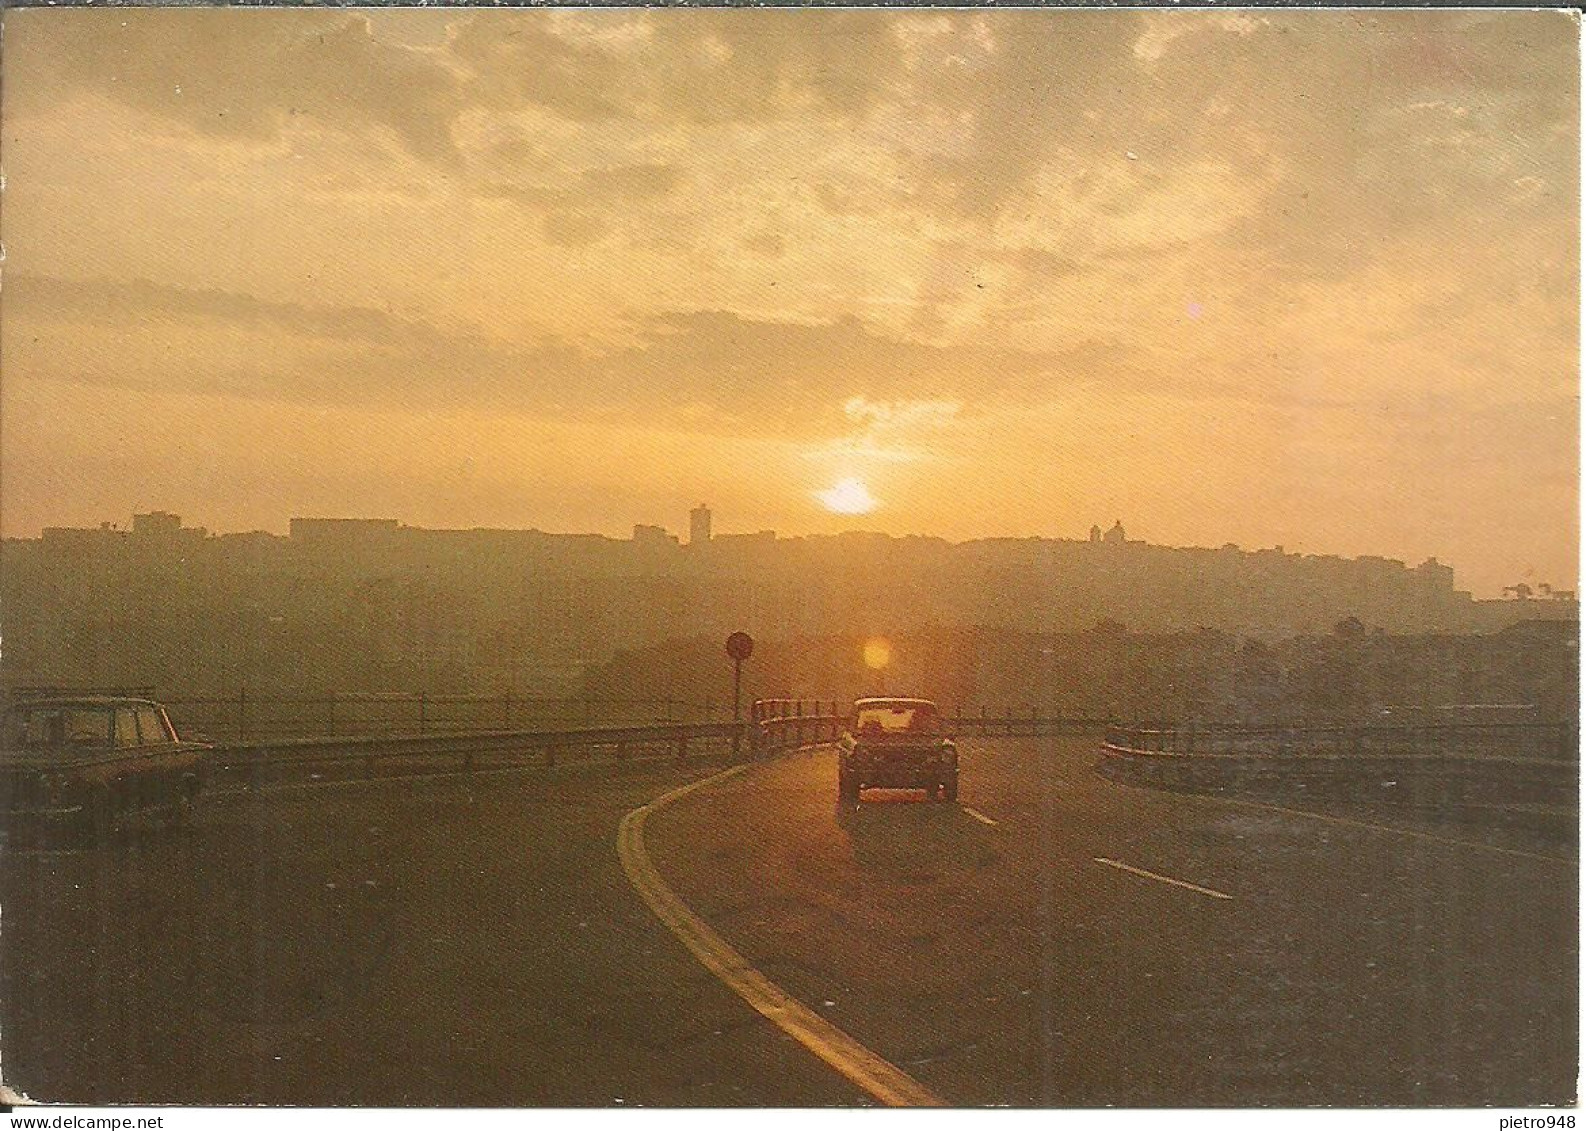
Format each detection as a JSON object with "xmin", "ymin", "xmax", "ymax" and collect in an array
[
  {"xmin": 751, "ymin": 699, "xmax": 1111, "ymax": 751},
  {"xmin": 1103, "ymin": 721, "xmax": 1577, "ymax": 761},
  {"xmin": 210, "ymin": 721, "xmax": 749, "ymax": 791},
  {"xmin": 1100, "ymin": 723, "xmax": 1580, "ymax": 816}
]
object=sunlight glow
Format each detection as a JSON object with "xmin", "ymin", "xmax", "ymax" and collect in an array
[
  {"xmin": 863, "ymin": 637, "xmax": 892, "ymax": 670},
  {"xmin": 816, "ymin": 477, "xmax": 879, "ymax": 514}
]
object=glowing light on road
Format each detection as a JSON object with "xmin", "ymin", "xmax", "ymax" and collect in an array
[
  {"xmin": 863, "ymin": 637, "xmax": 892, "ymax": 670},
  {"xmin": 816, "ymin": 477, "xmax": 879, "ymax": 515}
]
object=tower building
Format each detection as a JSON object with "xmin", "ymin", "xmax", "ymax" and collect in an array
[{"xmin": 690, "ymin": 503, "xmax": 712, "ymax": 545}]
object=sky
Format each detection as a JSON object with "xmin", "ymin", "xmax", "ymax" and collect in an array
[{"xmin": 1, "ymin": 7, "xmax": 1577, "ymax": 596}]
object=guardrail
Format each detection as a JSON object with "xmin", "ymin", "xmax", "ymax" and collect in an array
[
  {"xmin": 163, "ymin": 692, "xmax": 742, "ymax": 745},
  {"xmin": 751, "ymin": 700, "xmax": 1113, "ymax": 750},
  {"xmin": 187, "ymin": 698, "xmax": 1117, "ymax": 793},
  {"xmin": 1099, "ymin": 721, "xmax": 1580, "ymax": 824},
  {"xmin": 182, "ymin": 699, "xmax": 1250, "ymax": 793},
  {"xmin": 1105, "ymin": 722, "xmax": 1579, "ymax": 762},
  {"xmin": 754, "ymin": 708, "xmax": 844, "ymax": 750},
  {"xmin": 161, "ymin": 689, "xmax": 1123, "ymax": 748},
  {"xmin": 210, "ymin": 720, "xmax": 749, "ymax": 791}
]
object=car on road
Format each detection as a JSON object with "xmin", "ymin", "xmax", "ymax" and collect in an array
[
  {"xmin": 837, "ymin": 697, "xmax": 958, "ymax": 804},
  {"xmin": 0, "ymin": 691, "xmax": 211, "ymax": 841}
]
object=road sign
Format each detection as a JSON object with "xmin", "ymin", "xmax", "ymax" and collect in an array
[
  {"xmin": 726, "ymin": 632, "xmax": 754, "ymax": 662},
  {"xmin": 726, "ymin": 632, "xmax": 753, "ymax": 727}
]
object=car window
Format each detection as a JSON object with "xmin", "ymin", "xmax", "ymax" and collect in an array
[
  {"xmin": 854, "ymin": 705, "xmax": 937, "ymax": 734},
  {"xmin": 116, "ymin": 710, "xmax": 140, "ymax": 748},
  {"xmin": 6, "ymin": 709, "xmax": 64, "ymax": 749},
  {"xmin": 64, "ymin": 709, "xmax": 113, "ymax": 748},
  {"xmin": 136, "ymin": 708, "xmax": 172, "ymax": 745}
]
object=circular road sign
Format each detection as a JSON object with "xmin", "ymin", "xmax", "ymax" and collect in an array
[{"xmin": 726, "ymin": 631, "xmax": 755, "ymax": 662}]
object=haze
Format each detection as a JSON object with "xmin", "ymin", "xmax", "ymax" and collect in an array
[{"xmin": 1, "ymin": 7, "xmax": 1577, "ymax": 596}]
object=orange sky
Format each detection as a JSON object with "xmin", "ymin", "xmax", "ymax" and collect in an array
[{"xmin": 1, "ymin": 8, "xmax": 1577, "ymax": 596}]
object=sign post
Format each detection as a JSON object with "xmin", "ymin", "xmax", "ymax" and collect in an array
[
  {"xmin": 725, "ymin": 631, "xmax": 754, "ymax": 719},
  {"xmin": 725, "ymin": 631, "xmax": 754, "ymax": 759}
]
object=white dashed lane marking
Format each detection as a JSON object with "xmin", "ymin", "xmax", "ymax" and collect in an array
[{"xmin": 1094, "ymin": 857, "xmax": 1233, "ymax": 901}]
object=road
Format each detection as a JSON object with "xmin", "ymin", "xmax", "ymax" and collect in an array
[
  {"xmin": 0, "ymin": 760, "xmax": 858, "ymax": 1106},
  {"xmin": 1, "ymin": 737, "xmax": 1576, "ymax": 1105},
  {"xmin": 649, "ymin": 737, "xmax": 1577, "ymax": 1105}
]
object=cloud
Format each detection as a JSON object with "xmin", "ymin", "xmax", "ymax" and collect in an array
[
  {"xmin": 843, "ymin": 396, "xmax": 961, "ymax": 433},
  {"xmin": 6, "ymin": 274, "xmax": 1095, "ymax": 433},
  {"xmin": 13, "ymin": 8, "xmax": 1573, "ymax": 319},
  {"xmin": 803, "ymin": 397, "xmax": 965, "ymax": 465},
  {"xmin": 541, "ymin": 211, "xmax": 609, "ymax": 249},
  {"xmin": 476, "ymin": 162, "xmax": 687, "ymax": 245},
  {"xmin": 1148, "ymin": 11, "xmax": 1578, "ymax": 275},
  {"xmin": 10, "ymin": 274, "xmax": 453, "ymax": 349},
  {"xmin": 460, "ymin": 9, "xmax": 908, "ymax": 127},
  {"xmin": 867, "ymin": 8, "xmax": 1578, "ymax": 321},
  {"xmin": 12, "ymin": 8, "xmax": 911, "ymax": 167},
  {"xmin": 9, "ymin": 9, "xmax": 468, "ymax": 168},
  {"xmin": 1, "ymin": 9, "xmax": 1575, "ymax": 592},
  {"xmin": 25, "ymin": 267, "xmax": 1520, "ymax": 435}
]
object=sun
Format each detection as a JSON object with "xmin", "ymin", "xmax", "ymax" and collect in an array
[{"xmin": 816, "ymin": 477, "xmax": 879, "ymax": 515}]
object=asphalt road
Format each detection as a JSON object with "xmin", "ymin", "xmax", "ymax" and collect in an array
[
  {"xmin": 647, "ymin": 737, "xmax": 1578, "ymax": 1106},
  {"xmin": 1, "ymin": 738, "xmax": 1576, "ymax": 1106},
  {"xmin": 0, "ymin": 761, "xmax": 860, "ymax": 1106}
]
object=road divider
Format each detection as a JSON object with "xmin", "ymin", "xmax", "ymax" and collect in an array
[{"xmin": 617, "ymin": 762, "xmax": 947, "ymax": 1108}]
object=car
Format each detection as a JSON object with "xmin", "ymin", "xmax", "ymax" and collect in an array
[
  {"xmin": 0, "ymin": 691, "xmax": 212, "ymax": 841},
  {"xmin": 836, "ymin": 697, "xmax": 958, "ymax": 804}
]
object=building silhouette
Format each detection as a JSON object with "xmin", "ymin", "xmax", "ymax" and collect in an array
[
  {"xmin": 132, "ymin": 511, "xmax": 183, "ymax": 537},
  {"xmin": 632, "ymin": 524, "xmax": 677, "ymax": 549},
  {"xmin": 3, "ymin": 511, "xmax": 1576, "ymax": 699},
  {"xmin": 690, "ymin": 503, "xmax": 712, "ymax": 546}
]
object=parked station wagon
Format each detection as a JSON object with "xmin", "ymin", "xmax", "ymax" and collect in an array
[
  {"xmin": 837, "ymin": 697, "xmax": 958, "ymax": 804},
  {"xmin": 0, "ymin": 692, "xmax": 211, "ymax": 841}
]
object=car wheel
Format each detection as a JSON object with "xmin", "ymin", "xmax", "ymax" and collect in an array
[
  {"xmin": 77, "ymin": 789, "xmax": 118, "ymax": 846},
  {"xmin": 164, "ymin": 778, "xmax": 200, "ymax": 831},
  {"xmin": 923, "ymin": 782, "xmax": 940, "ymax": 802},
  {"xmin": 942, "ymin": 774, "xmax": 959, "ymax": 803}
]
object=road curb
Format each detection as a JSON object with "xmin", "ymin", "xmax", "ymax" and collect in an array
[{"xmin": 616, "ymin": 758, "xmax": 947, "ymax": 1108}]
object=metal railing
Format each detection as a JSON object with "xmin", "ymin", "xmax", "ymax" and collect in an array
[
  {"xmin": 754, "ymin": 704, "xmax": 844, "ymax": 750},
  {"xmin": 1104, "ymin": 722, "xmax": 1580, "ymax": 762},
  {"xmin": 163, "ymin": 691, "xmax": 736, "ymax": 745},
  {"xmin": 149, "ymin": 692, "xmax": 1126, "ymax": 792},
  {"xmin": 210, "ymin": 719, "xmax": 749, "ymax": 791},
  {"xmin": 751, "ymin": 700, "xmax": 1113, "ymax": 750}
]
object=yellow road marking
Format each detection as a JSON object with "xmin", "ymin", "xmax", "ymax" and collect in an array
[
  {"xmin": 1094, "ymin": 856, "xmax": 1233, "ymax": 900},
  {"xmin": 617, "ymin": 765, "xmax": 947, "ymax": 1108},
  {"xmin": 962, "ymin": 805, "xmax": 999, "ymax": 827},
  {"xmin": 1203, "ymin": 795, "xmax": 1576, "ymax": 866}
]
